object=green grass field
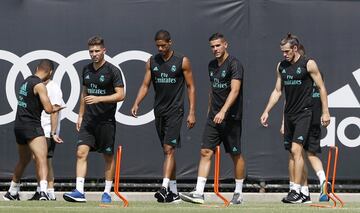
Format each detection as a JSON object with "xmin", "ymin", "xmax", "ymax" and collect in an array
[{"xmin": 0, "ymin": 201, "xmax": 360, "ymax": 213}]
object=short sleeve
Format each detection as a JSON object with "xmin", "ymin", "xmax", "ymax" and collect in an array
[{"xmin": 230, "ymin": 58, "xmax": 244, "ymax": 80}]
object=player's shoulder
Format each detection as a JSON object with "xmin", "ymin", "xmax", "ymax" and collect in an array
[
  {"xmin": 228, "ymin": 55, "xmax": 242, "ymax": 65},
  {"xmin": 208, "ymin": 58, "xmax": 217, "ymax": 67},
  {"xmin": 83, "ymin": 62, "xmax": 93, "ymax": 70},
  {"xmin": 278, "ymin": 59, "xmax": 291, "ymax": 71},
  {"xmin": 173, "ymin": 51, "xmax": 185, "ymax": 60},
  {"xmin": 103, "ymin": 61, "xmax": 121, "ymax": 74}
]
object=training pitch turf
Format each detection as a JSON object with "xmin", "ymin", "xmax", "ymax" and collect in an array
[{"xmin": 0, "ymin": 201, "xmax": 360, "ymax": 213}]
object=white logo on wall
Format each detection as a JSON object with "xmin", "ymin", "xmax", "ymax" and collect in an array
[
  {"xmin": 0, "ymin": 50, "xmax": 154, "ymax": 126},
  {"xmin": 321, "ymin": 68, "xmax": 360, "ymax": 148}
]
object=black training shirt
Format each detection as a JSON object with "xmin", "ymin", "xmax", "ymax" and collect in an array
[
  {"xmin": 208, "ymin": 55, "xmax": 244, "ymax": 120},
  {"xmin": 15, "ymin": 75, "xmax": 43, "ymax": 127},
  {"xmin": 150, "ymin": 52, "xmax": 185, "ymax": 116},
  {"xmin": 82, "ymin": 61, "xmax": 124, "ymax": 121}
]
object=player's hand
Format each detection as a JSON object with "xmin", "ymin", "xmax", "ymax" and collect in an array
[
  {"xmin": 84, "ymin": 95, "xmax": 101, "ymax": 104},
  {"xmin": 321, "ymin": 112, "xmax": 331, "ymax": 127},
  {"xmin": 131, "ymin": 105, "xmax": 139, "ymax": 118},
  {"xmin": 280, "ymin": 123, "xmax": 284, "ymax": 135},
  {"xmin": 52, "ymin": 134, "xmax": 64, "ymax": 144},
  {"xmin": 52, "ymin": 105, "xmax": 66, "ymax": 113},
  {"xmin": 76, "ymin": 116, "xmax": 83, "ymax": 132},
  {"xmin": 187, "ymin": 113, "xmax": 196, "ymax": 129},
  {"xmin": 260, "ymin": 112, "xmax": 269, "ymax": 127},
  {"xmin": 213, "ymin": 111, "xmax": 225, "ymax": 124}
]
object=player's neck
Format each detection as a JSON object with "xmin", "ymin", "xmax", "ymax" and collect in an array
[
  {"xmin": 162, "ymin": 50, "xmax": 174, "ymax": 62},
  {"xmin": 93, "ymin": 59, "xmax": 106, "ymax": 71},
  {"xmin": 290, "ymin": 53, "xmax": 301, "ymax": 64},
  {"xmin": 217, "ymin": 52, "xmax": 229, "ymax": 66}
]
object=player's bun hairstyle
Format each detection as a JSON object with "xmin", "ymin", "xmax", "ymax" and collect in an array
[
  {"xmin": 280, "ymin": 33, "xmax": 300, "ymax": 48},
  {"xmin": 209, "ymin": 32, "xmax": 226, "ymax": 42},
  {"xmin": 154, "ymin": 30, "xmax": 171, "ymax": 42},
  {"xmin": 88, "ymin": 36, "xmax": 105, "ymax": 47},
  {"xmin": 38, "ymin": 59, "xmax": 54, "ymax": 72}
]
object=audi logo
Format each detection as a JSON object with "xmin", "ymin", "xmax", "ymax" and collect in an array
[{"xmin": 0, "ymin": 50, "xmax": 154, "ymax": 126}]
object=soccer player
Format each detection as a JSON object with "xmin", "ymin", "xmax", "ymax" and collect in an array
[
  {"xmin": 179, "ymin": 33, "xmax": 245, "ymax": 205},
  {"xmin": 131, "ymin": 30, "xmax": 196, "ymax": 203},
  {"xmin": 29, "ymin": 78, "xmax": 65, "ymax": 201},
  {"xmin": 63, "ymin": 36, "xmax": 125, "ymax": 203},
  {"xmin": 260, "ymin": 33, "xmax": 330, "ymax": 204},
  {"xmin": 281, "ymin": 44, "xmax": 329, "ymax": 203},
  {"xmin": 3, "ymin": 59, "xmax": 63, "ymax": 201}
]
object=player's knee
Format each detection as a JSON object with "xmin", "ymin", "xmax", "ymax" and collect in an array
[
  {"xmin": 291, "ymin": 143, "xmax": 302, "ymax": 156},
  {"xmin": 76, "ymin": 149, "xmax": 88, "ymax": 159},
  {"xmin": 163, "ymin": 146, "xmax": 175, "ymax": 156},
  {"xmin": 200, "ymin": 149, "xmax": 213, "ymax": 159}
]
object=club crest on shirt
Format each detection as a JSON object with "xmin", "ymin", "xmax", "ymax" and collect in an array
[
  {"xmin": 99, "ymin": 75, "xmax": 105, "ymax": 82},
  {"xmin": 171, "ymin": 65, "xmax": 177, "ymax": 72},
  {"xmin": 221, "ymin": 70, "xmax": 226, "ymax": 78},
  {"xmin": 296, "ymin": 67, "xmax": 302, "ymax": 74}
]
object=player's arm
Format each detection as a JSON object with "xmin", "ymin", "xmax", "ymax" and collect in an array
[
  {"xmin": 213, "ymin": 79, "xmax": 240, "ymax": 124},
  {"xmin": 84, "ymin": 87, "xmax": 124, "ymax": 104},
  {"xmin": 34, "ymin": 83, "xmax": 63, "ymax": 114},
  {"xmin": 280, "ymin": 104, "xmax": 285, "ymax": 135},
  {"xmin": 182, "ymin": 57, "xmax": 196, "ymax": 129},
  {"xmin": 77, "ymin": 86, "xmax": 87, "ymax": 131},
  {"xmin": 260, "ymin": 62, "xmax": 283, "ymax": 127},
  {"xmin": 49, "ymin": 86, "xmax": 64, "ymax": 143},
  {"xmin": 307, "ymin": 59, "xmax": 330, "ymax": 127},
  {"xmin": 131, "ymin": 59, "xmax": 152, "ymax": 117},
  {"xmin": 50, "ymin": 107, "xmax": 63, "ymax": 143},
  {"xmin": 207, "ymin": 89, "xmax": 212, "ymax": 115}
]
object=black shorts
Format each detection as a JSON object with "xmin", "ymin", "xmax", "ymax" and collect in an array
[
  {"xmin": 201, "ymin": 118, "xmax": 242, "ymax": 155},
  {"xmin": 14, "ymin": 126, "xmax": 45, "ymax": 145},
  {"xmin": 77, "ymin": 120, "xmax": 116, "ymax": 155},
  {"xmin": 46, "ymin": 137, "xmax": 56, "ymax": 158},
  {"xmin": 155, "ymin": 111, "xmax": 183, "ymax": 148},
  {"xmin": 284, "ymin": 109, "xmax": 312, "ymax": 150},
  {"xmin": 303, "ymin": 125, "xmax": 321, "ymax": 154}
]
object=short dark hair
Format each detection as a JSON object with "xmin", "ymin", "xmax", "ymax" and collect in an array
[
  {"xmin": 154, "ymin": 30, "xmax": 171, "ymax": 42},
  {"xmin": 88, "ymin": 36, "xmax": 105, "ymax": 47},
  {"xmin": 209, "ymin": 33, "xmax": 226, "ymax": 42},
  {"xmin": 37, "ymin": 59, "xmax": 54, "ymax": 72},
  {"xmin": 280, "ymin": 33, "xmax": 299, "ymax": 48}
]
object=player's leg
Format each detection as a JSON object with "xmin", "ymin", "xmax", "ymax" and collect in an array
[
  {"xmin": 223, "ymin": 119, "xmax": 245, "ymax": 205},
  {"xmin": 284, "ymin": 110, "xmax": 312, "ymax": 204},
  {"xmin": 305, "ymin": 125, "xmax": 329, "ymax": 202},
  {"xmin": 180, "ymin": 119, "xmax": 218, "ymax": 204},
  {"xmin": 47, "ymin": 137, "xmax": 56, "ymax": 200},
  {"xmin": 158, "ymin": 144, "xmax": 177, "ymax": 202},
  {"xmin": 154, "ymin": 112, "xmax": 183, "ymax": 203},
  {"xmin": 63, "ymin": 122, "xmax": 95, "ymax": 202},
  {"xmin": 28, "ymin": 136, "xmax": 50, "ymax": 200},
  {"xmin": 62, "ymin": 144, "xmax": 90, "ymax": 202},
  {"xmin": 229, "ymin": 154, "xmax": 245, "ymax": 204},
  {"xmin": 288, "ymin": 154, "xmax": 295, "ymax": 189},
  {"xmin": 102, "ymin": 153, "xmax": 115, "ymax": 203},
  {"xmin": 284, "ymin": 142, "xmax": 305, "ymax": 204},
  {"xmin": 3, "ymin": 143, "xmax": 32, "ymax": 201},
  {"xmin": 300, "ymin": 152, "xmax": 311, "ymax": 204}
]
